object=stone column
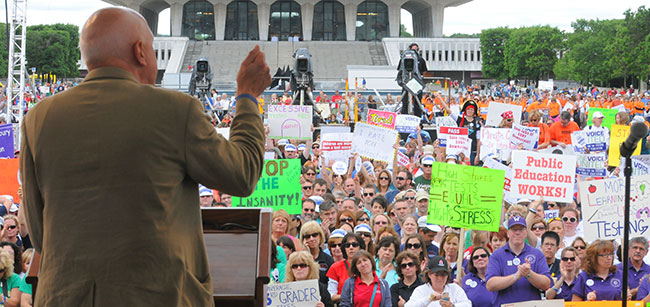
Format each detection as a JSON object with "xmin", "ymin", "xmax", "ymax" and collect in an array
[
  {"xmin": 258, "ymin": 3, "xmax": 271, "ymax": 41},
  {"xmin": 344, "ymin": 3, "xmax": 356, "ymax": 41},
  {"xmin": 431, "ymin": 2, "xmax": 443, "ymax": 38},
  {"xmin": 301, "ymin": 3, "xmax": 314, "ymax": 41},
  {"xmin": 213, "ymin": 2, "xmax": 227, "ymax": 40},
  {"xmin": 168, "ymin": 1, "xmax": 186, "ymax": 37},
  {"xmin": 387, "ymin": 3, "xmax": 400, "ymax": 38}
]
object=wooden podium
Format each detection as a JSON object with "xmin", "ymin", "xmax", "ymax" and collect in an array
[
  {"xmin": 26, "ymin": 207, "xmax": 273, "ymax": 306},
  {"xmin": 202, "ymin": 207, "xmax": 272, "ymax": 306}
]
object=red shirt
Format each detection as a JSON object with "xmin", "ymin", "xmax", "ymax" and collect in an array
[
  {"xmin": 353, "ymin": 273, "xmax": 382, "ymax": 307},
  {"xmin": 326, "ymin": 260, "xmax": 351, "ymax": 294}
]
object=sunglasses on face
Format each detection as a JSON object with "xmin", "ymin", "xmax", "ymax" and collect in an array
[
  {"xmin": 305, "ymin": 172, "xmax": 316, "ymax": 176},
  {"xmin": 303, "ymin": 233, "xmax": 320, "ymax": 239},
  {"xmin": 329, "ymin": 243, "xmax": 343, "ymax": 248},
  {"xmin": 422, "ymin": 164, "xmax": 432, "ymax": 168},
  {"xmin": 472, "ymin": 253, "xmax": 489, "ymax": 260},
  {"xmin": 340, "ymin": 217, "xmax": 354, "ymax": 224},
  {"xmin": 562, "ymin": 217, "xmax": 577, "ymax": 223},
  {"xmin": 598, "ymin": 253, "xmax": 614, "ymax": 258},
  {"xmin": 357, "ymin": 217, "xmax": 370, "ymax": 222},
  {"xmin": 573, "ymin": 245, "xmax": 586, "ymax": 250},
  {"xmin": 302, "ymin": 186, "xmax": 312, "ymax": 190},
  {"xmin": 547, "ymin": 203, "xmax": 558, "ymax": 208},
  {"xmin": 291, "ymin": 263, "xmax": 309, "ymax": 269},
  {"xmin": 379, "ymin": 177, "xmax": 389, "ymax": 180},
  {"xmin": 358, "ymin": 232, "xmax": 371, "ymax": 238},
  {"xmin": 531, "ymin": 225, "xmax": 546, "ymax": 231},
  {"xmin": 344, "ymin": 242, "xmax": 360, "ymax": 248},
  {"xmin": 363, "ymin": 193, "xmax": 375, "ymax": 197},
  {"xmin": 312, "ymin": 145, "xmax": 320, "ymax": 149},
  {"xmin": 375, "ymin": 221, "xmax": 388, "ymax": 225},
  {"xmin": 406, "ymin": 243, "xmax": 422, "ymax": 249},
  {"xmin": 303, "ymin": 208, "xmax": 315, "ymax": 212},
  {"xmin": 395, "ymin": 177, "xmax": 405, "ymax": 181},
  {"xmin": 404, "ymin": 196, "xmax": 416, "ymax": 200},
  {"xmin": 400, "ymin": 262, "xmax": 416, "ymax": 269},
  {"xmin": 561, "ymin": 256, "xmax": 576, "ymax": 262}
]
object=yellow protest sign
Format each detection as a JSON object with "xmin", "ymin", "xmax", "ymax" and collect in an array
[
  {"xmin": 564, "ymin": 301, "xmax": 644, "ymax": 307},
  {"xmin": 608, "ymin": 124, "xmax": 641, "ymax": 166},
  {"xmin": 427, "ymin": 162, "xmax": 505, "ymax": 232}
]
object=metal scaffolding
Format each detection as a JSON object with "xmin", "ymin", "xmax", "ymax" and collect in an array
[{"xmin": 5, "ymin": 0, "xmax": 27, "ymax": 147}]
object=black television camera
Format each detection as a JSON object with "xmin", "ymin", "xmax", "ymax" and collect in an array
[
  {"xmin": 290, "ymin": 48, "xmax": 314, "ymax": 105},
  {"xmin": 188, "ymin": 57, "xmax": 212, "ymax": 97}
]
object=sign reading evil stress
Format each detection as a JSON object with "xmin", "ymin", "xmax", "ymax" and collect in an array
[{"xmin": 232, "ymin": 159, "xmax": 302, "ymax": 214}]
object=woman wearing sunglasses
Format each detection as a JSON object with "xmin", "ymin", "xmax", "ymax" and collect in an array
[
  {"xmin": 285, "ymin": 251, "xmax": 334, "ymax": 307},
  {"xmin": 559, "ymin": 208, "xmax": 583, "ymax": 247},
  {"xmin": 571, "ymin": 237, "xmax": 588, "ymax": 264},
  {"xmin": 405, "ymin": 256, "xmax": 471, "ymax": 307},
  {"xmin": 301, "ymin": 221, "xmax": 334, "ymax": 285},
  {"xmin": 327, "ymin": 233, "xmax": 366, "ymax": 303},
  {"xmin": 403, "ymin": 234, "xmax": 429, "ymax": 272},
  {"xmin": 376, "ymin": 170, "xmax": 394, "ymax": 196},
  {"xmin": 462, "ymin": 247, "xmax": 495, "ymax": 307},
  {"xmin": 572, "ymin": 240, "xmax": 628, "ymax": 301},
  {"xmin": 546, "ymin": 247, "xmax": 580, "ymax": 301},
  {"xmin": 391, "ymin": 251, "xmax": 424, "ymax": 307},
  {"xmin": 336, "ymin": 210, "xmax": 357, "ymax": 229},
  {"xmin": 1, "ymin": 215, "xmax": 23, "ymax": 249}
]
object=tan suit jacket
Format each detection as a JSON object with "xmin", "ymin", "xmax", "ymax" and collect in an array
[{"xmin": 20, "ymin": 67, "xmax": 265, "ymax": 306}]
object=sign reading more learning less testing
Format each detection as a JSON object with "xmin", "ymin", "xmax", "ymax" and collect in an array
[
  {"xmin": 427, "ymin": 162, "xmax": 505, "ymax": 232},
  {"xmin": 232, "ymin": 159, "xmax": 302, "ymax": 214}
]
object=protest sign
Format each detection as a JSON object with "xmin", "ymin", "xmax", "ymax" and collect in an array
[
  {"xmin": 0, "ymin": 159, "xmax": 20, "ymax": 201},
  {"xmin": 511, "ymin": 150, "xmax": 577, "ymax": 202},
  {"xmin": 367, "ymin": 109, "xmax": 397, "ymax": 129},
  {"xmin": 620, "ymin": 155, "xmax": 650, "ymax": 176},
  {"xmin": 395, "ymin": 115, "xmax": 420, "ymax": 133},
  {"xmin": 428, "ymin": 162, "xmax": 505, "ymax": 232},
  {"xmin": 538, "ymin": 80, "xmax": 554, "ymax": 92},
  {"xmin": 483, "ymin": 157, "xmax": 516, "ymax": 205},
  {"xmin": 396, "ymin": 151, "xmax": 410, "ymax": 166},
  {"xmin": 316, "ymin": 103, "xmax": 331, "ymax": 119},
  {"xmin": 232, "ymin": 159, "xmax": 302, "ymax": 214},
  {"xmin": 538, "ymin": 145, "xmax": 576, "ymax": 156},
  {"xmin": 580, "ymin": 128, "xmax": 609, "ymax": 152},
  {"xmin": 351, "ymin": 122, "xmax": 398, "ymax": 163},
  {"xmin": 579, "ymin": 176, "xmax": 650, "ymax": 242},
  {"xmin": 266, "ymin": 280, "xmax": 321, "ymax": 307},
  {"xmin": 320, "ymin": 125, "xmax": 350, "ymax": 134},
  {"xmin": 510, "ymin": 124, "xmax": 539, "ymax": 150},
  {"xmin": 435, "ymin": 116, "xmax": 457, "ymax": 128},
  {"xmin": 438, "ymin": 127, "xmax": 468, "ymax": 147},
  {"xmin": 544, "ymin": 209, "xmax": 559, "ymax": 221},
  {"xmin": 215, "ymin": 127, "xmax": 230, "ymax": 140},
  {"xmin": 576, "ymin": 153, "xmax": 607, "ymax": 177},
  {"xmin": 443, "ymin": 133, "xmax": 471, "ymax": 157},
  {"xmin": 608, "ymin": 124, "xmax": 641, "ymax": 166},
  {"xmin": 485, "ymin": 102, "xmax": 522, "ymax": 127},
  {"xmin": 571, "ymin": 131, "xmax": 587, "ymax": 154},
  {"xmin": 586, "ymin": 108, "xmax": 618, "ymax": 129},
  {"xmin": 321, "ymin": 132, "xmax": 353, "ymax": 164},
  {"xmin": 0, "ymin": 124, "xmax": 14, "ymax": 158},
  {"xmin": 479, "ymin": 128, "xmax": 515, "ymax": 161},
  {"xmin": 268, "ymin": 105, "xmax": 312, "ymax": 140},
  {"xmin": 565, "ymin": 302, "xmax": 644, "ymax": 307}
]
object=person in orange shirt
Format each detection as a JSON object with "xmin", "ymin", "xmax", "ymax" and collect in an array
[
  {"xmin": 547, "ymin": 98, "xmax": 562, "ymax": 123},
  {"xmin": 633, "ymin": 100, "xmax": 646, "ymax": 116},
  {"xmin": 549, "ymin": 111, "xmax": 580, "ymax": 147},
  {"xmin": 478, "ymin": 99, "xmax": 490, "ymax": 120},
  {"xmin": 528, "ymin": 110, "xmax": 551, "ymax": 149}
]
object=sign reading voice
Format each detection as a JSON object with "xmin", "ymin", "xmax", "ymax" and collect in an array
[
  {"xmin": 428, "ymin": 162, "xmax": 504, "ymax": 232},
  {"xmin": 232, "ymin": 159, "xmax": 302, "ymax": 214}
]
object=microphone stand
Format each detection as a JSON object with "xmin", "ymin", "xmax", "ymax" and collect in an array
[{"xmin": 621, "ymin": 151, "xmax": 632, "ymax": 307}]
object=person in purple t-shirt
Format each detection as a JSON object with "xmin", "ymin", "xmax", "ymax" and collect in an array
[
  {"xmin": 572, "ymin": 240, "xmax": 628, "ymax": 301},
  {"xmin": 462, "ymin": 246, "xmax": 496, "ymax": 307},
  {"xmin": 638, "ymin": 276, "xmax": 650, "ymax": 304},
  {"xmin": 486, "ymin": 216, "xmax": 552, "ymax": 306},
  {"xmin": 616, "ymin": 236, "xmax": 650, "ymax": 299}
]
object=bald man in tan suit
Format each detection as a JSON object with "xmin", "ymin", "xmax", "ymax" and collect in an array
[{"xmin": 19, "ymin": 7, "xmax": 270, "ymax": 306}]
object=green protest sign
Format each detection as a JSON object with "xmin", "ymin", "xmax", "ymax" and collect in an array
[
  {"xmin": 427, "ymin": 162, "xmax": 505, "ymax": 232},
  {"xmin": 232, "ymin": 159, "xmax": 302, "ymax": 214},
  {"xmin": 587, "ymin": 108, "xmax": 618, "ymax": 129}
]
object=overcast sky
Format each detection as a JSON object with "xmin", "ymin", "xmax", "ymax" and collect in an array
[{"xmin": 0, "ymin": 0, "xmax": 647, "ymax": 36}]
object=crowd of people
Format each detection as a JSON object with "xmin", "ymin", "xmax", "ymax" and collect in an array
[{"xmin": 198, "ymin": 84, "xmax": 650, "ymax": 306}]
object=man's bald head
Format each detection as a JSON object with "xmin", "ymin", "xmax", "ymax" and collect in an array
[{"xmin": 80, "ymin": 7, "xmax": 157, "ymax": 84}]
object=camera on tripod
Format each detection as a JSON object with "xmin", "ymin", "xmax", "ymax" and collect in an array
[
  {"xmin": 189, "ymin": 57, "xmax": 212, "ymax": 96},
  {"xmin": 290, "ymin": 48, "xmax": 314, "ymax": 95},
  {"xmin": 396, "ymin": 49, "xmax": 424, "ymax": 96}
]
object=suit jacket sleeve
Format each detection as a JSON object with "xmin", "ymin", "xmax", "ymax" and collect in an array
[
  {"xmin": 20, "ymin": 120, "xmax": 44, "ymax": 252},
  {"xmin": 185, "ymin": 96, "xmax": 265, "ymax": 196}
]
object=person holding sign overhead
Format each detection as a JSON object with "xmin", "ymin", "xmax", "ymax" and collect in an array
[
  {"xmin": 438, "ymin": 96, "xmax": 481, "ymax": 165},
  {"xmin": 485, "ymin": 217, "xmax": 552, "ymax": 307}
]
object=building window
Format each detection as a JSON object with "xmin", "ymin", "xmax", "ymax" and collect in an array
[
  {"xmin": 313, "ymin": 0, "xmax": 346, "ymax": 41},
  {"xmin": 269, "ymin": 1, "xmax": 302, "ymax": 41},
  {"xmin": 225, "ymin": 1, "xmax": 259, "ymax": 40},
  {"xmin": 182, "ymin": 1, "xmax": 215, "ymax": 40},
  {"xmin": 355, "ymin": 1, "xmax": 388, "ymax": 41}
]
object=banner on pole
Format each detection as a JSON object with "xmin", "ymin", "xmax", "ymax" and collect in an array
[
  {"xmin": 268, "ymin": 105, "xmax": 312, "ymax": 140},
  {"xmin": 351, "ymin": 122, "xmax": 398, "ymax": 163},
  {"xmin": 427, "ymin": 162, "xmax": 504, "ymax": 232},
  {"xmin": 232, "ymin": 159, "xmax": 302, "ymax": 214},
  {"xmin": 511, "ymin": 150, "xmax": 576, "ymax": 202},
  {"xmin": 321, "ymin": 133, "xmax": 353, "ymax": 164}
]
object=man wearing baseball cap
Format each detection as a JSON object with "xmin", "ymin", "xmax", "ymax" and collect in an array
[
  {"xmin": 417, "ymin": 216, "xmax": 441, "ymax": 258},
  {"xmin": 413, "ymin": 155, "xmax": 434, "ymax": 193},
  {"xmin": 582, "ymin": 111, "xmax": 609, "ymax": 152},
  {"xmin": 486, "ymin": 216, "xmax": 552, "ymax": 306}
]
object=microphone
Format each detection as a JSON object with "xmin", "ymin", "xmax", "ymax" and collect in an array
[{"xmin": 620, "ymin": 121, "xmax": 648, "ymax": 157}]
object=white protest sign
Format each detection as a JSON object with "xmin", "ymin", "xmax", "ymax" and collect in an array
[
  {"xmin": 576, "ymin": 153, "xmax": 607, "ymax": 177},
  {"xmin": 215, "ymin": 127, "xmax": 230, "ymax": 140},
  {"xmin": 321, "ymin": 132, "xmax": 353, "ymax": 164},
  {"xmin": 485, "ymin": 102, "xmax": 522, "ymax": 127},
  {"xmin": 582, "ymin": 128, "xmax": 609, "ymax": 152},
  {"xmin": 620, "ymin": 155, "xmax": 650, "ymax": 176},
  {"xmin": 351, "ymin": 122, "xmax": 398, "ymax": 163},
  {"xmin": 510, "ymin": 124, "xmax": 539, "ymax": 150},
  {"xmin": 438, "ymin": 126, "xmax": 468, "ymax": 148},
  {"xmin": 579, "ymin": 176, "xmax": 650, "ymax": 242},
  {"xmin": 539, "ymin": 145, "xmax": 577, "ymax": 156},
  {"xmin": 446, "ymin": 135, "xmax": 471, "ymax": 157},
  {"xmin": 266, "ymin": 280, "xmax": 321, "ymax": 307},
  {"xmin": 332, "ymin": 161, "xmax": 348, "ymax": 175},
  {"xmin": 480, "ymin": 128, "xmax": 515, "ymax": 161},
  {"xmin": 264, "ymin": 151, "xmax": 276, "ymax": 160},
  {"xmin": 395, "ymin": 115, "xmax": 420, "ymax": 133},
  {"xmin": 538, "ymin": 80, "xmax": 554, "ymax": 91},
  {"xmin": 316, "ymin": 103, "xmax": 331, "ymax": 119},
  {"xmin": 268, "ymin": 105, "xmax": 312, "ymax": 140},
  {"xmin": 544, "ymin": 209, "xmax": 559, "ymax": 221},
  {"xmin": 396, "ymin": 151, "xmax": 410, "ymax": 166},
  {"xmin": 612, "ymin": 104, "xmax": 626, "ymax": 112},
  {"xmin": 435, "ymin": 116, "xmax": 457, "ymax": 128},
  {"xmin": 511, "ymin": 150, "xmax": 577, "ymax": 202},
  {"xmin": 483, "ymin": 157, "xmax": 516, "ymax": 205},
  {"xmin": 571, "ymin": 131, "xmax": 587, "ymax": 154},
  {"xmin": 320, "ymin": 125, "xmax": 350, "ymax": 134}
]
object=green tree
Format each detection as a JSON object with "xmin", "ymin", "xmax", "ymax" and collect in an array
[
  {"xmin": 446, "ymin": 33, "xmax": 480, "ymax": 38},
  {"xmin": 479, "ymin": 27, "xmax": 511, "ymax": 80},
  {"xmin": 504, "ymin": 26, "xmax": 564, "ymax": 82},
  {"xmin": 26, "ymin": 23, "xmax": 80, "ymax": 78},
  {"xmin": 561, "ymin": 19, "xmax": 618, "ymax": 85},
  {"xmin": 0, "ymin": 24, "xmax": 8, "ymax": 77},
  {"xmin": 400, "ymin": 24, "xmax": 412, "ymax": 37}
]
